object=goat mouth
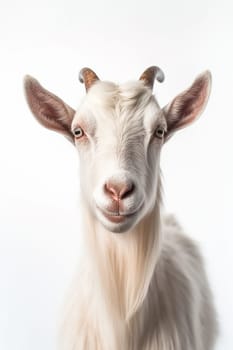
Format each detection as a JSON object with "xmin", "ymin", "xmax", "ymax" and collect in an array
[
  {"xmin": 97, "ymin": 205, "xmax": 143, "ymax": 224},
  {"xmin": 95, "ymin": 204, "xmax": 144, "ymax": 233},
  {"xmin": 102, "ymin": 212, "xmax": 134, "ymax": 223}
]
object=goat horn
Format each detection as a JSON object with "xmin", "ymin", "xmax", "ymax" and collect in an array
[
  {"xmin": 139, "ymin": 66, "xmax": 165, "ymax": 89},
  {"xmin": 79, "ymin": 67, "xmax": 100, "ymax": 91}
]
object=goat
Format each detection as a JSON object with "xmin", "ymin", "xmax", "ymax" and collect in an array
[{"xmin": 24, "ymin": 66, "xmax": 218, "ymax": 350}]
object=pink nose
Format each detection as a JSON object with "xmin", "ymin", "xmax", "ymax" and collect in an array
[{"xmin": 104, "ymin": 181, "xmax": 135, "ymax": 201}]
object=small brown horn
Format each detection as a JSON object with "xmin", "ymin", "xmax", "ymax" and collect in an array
[
  {"xmin": 79, "ymin": 67, "xmax": 100, "ymax": 91},
  {"xmin": 139, "ymin": 66, "xmax": 165, "ymax": 89}
]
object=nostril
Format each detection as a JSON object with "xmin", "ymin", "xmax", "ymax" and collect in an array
[
  {"xmin": 104, "ymin": 181, "xmax": 135, "ymax": 201},
  {"xmin": 120, "ymin": 183, "xmax": 135, "ymax": 200}
]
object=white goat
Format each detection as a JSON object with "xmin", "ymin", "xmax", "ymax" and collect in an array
[{"xmin": 24, "ymin": 67, "xmax": 217, "ymax": 350}]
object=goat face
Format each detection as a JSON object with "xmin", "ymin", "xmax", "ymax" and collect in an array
[
  {"xmin": 71, "ymin": 81, "xmax": 165, "ymax": 233},
  {"xmin": 24, "ymin": 68, "xmax": 211, "ymax": 234}
]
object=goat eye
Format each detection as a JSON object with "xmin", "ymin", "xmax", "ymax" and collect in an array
[
  {"xmin": 154, "ymin": 126, "xmax": 165, "ymax": 139},
  {"xmin": 73, "ymin": 127, "xmax": 84, "ymax": 138}
]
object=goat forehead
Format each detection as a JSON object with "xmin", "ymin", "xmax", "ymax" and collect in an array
[{"xmin": 74, "ymin": 80, "xmax": 162, "ymax": 134}]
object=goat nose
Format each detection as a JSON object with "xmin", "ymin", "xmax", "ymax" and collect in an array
[{"xmin": 105, "ymin": 181, "xmax": 135, "ymax": 201}]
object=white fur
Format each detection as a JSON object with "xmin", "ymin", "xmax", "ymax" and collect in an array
[
  {"xmin": 58, "ymin": 80, "xmax": 218, "ymax": 350},
  {"xmin": 23, "ymin": 71, "xmax": 217, "ymax": 349}
]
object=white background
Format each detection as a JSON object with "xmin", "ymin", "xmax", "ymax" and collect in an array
[{"xmin": 0, "ymin": 0, "xmax": 232, "ymax": 349}]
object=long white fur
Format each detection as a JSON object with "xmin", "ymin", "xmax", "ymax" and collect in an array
[{"xmin": 57, "ymin": 80, "xmax": 218, "ymax": 350}]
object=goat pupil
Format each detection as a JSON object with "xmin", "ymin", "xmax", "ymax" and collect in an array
[
  {"xmin": 156, "ymin": 128, "xmax": 164, "ymax": 138},
  {"xmin": 75, "ymin": 128, "xmax": 82, "ymax": 137}
]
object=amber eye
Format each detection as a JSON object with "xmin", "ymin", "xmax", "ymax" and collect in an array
[
  {"xmin": 73, "ymin": 127, "xmax": 84, "ymax": 138},
  {"xmin": 154, "ymin": 126, "xmax": 165, "ymax": 139}
]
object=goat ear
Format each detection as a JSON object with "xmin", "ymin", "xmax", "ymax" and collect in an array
[
  {"xmin": 163, "ymin": 71, "xmax": 211, "ymax": 138},
  {"xmin": 24, "ymin": 75, "xmax": 75, "ymax": 143}
]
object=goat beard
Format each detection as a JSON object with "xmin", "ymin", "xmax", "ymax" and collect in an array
[{"xmin": 83, "ymin": 187, "xmax": 162, "ymax": 322}]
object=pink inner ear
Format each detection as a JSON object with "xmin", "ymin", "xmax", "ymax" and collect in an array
[
  {"xmin": 167, "ymin": 75, "xmax": 210, "ymax": 131},
  {"xmin": 24, "ymin": 76, "xmax": 75, "ymax": 142}
]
